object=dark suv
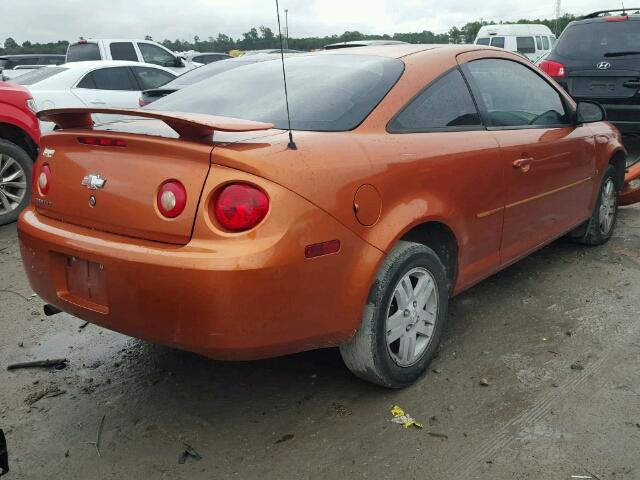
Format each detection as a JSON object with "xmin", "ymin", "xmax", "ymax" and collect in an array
[{"xmin": 540, "ymin": 9, "xmax": 640, "ymax": 134}]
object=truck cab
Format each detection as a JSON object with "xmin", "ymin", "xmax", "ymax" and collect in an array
[{"xmin": 66, "ymin": 39, "xmax": 197, "ymax": 73}]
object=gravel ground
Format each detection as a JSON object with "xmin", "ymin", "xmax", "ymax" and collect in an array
[{"xmin": 1, "ymin": 198, "xmax": 639, "ymax": 479}]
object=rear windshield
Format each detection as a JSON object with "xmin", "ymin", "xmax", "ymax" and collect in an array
[
  {"xmin": 164, "ymin": 59, "xmax": 254, "ymax": 89},
  {"xmin": 556, "ymin": 21, "xmax": 640, "ymax": 60},
  {"xmin": 148, "ymin": 55, "xmax": 404, "ymax": 131},
  {"xmin": 67, "ymin": 43, "xmax": 101, "ymax": 62},
  {"xmin": 14, "ymin": 67, "xmax": 67, "ymax": 85}
]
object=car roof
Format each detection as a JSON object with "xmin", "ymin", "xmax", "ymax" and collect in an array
[
  {"xmin": 325, "ymin": 40, "xmax": 408, "ymax": 49},
  {"xmin": 60, "ymin": 60, "xmax": 175, "ymax": 70},
  {"xmin": 316, "ymin": 44, "xmax": 475, "ymax": 59},
  {"xmin": 0, "ymin": 54, "xmax": 65, "ymax": 59},
  {"xmin": 575, "ymin": 8, "xmax": 640, "ymax": 23}
]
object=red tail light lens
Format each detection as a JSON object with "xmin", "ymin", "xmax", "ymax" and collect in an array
[
  {"xmin": 78, "ymin": 137, "xmax": 127, "ymax": 147},
  {"xmin": 37, "ymin": 163, "xmax": 52, "ymax": 195},
  {"xmin": 606, "ymin": 15, "xmax": 628, "ymax": 21},
  {"xmin": 539, "ymin": 60, "xmax": 566, "ymax": 78},
  {"xmin": 213, "ymin": 183, "xmax": 269, "ymax": 232},
  {"xmin": 157, "ymin": 180, "xmax": 187, "ymax": 218},
  {"xmin": 138, "ymin": 97, "xmax": 148, "ymax": 107}
]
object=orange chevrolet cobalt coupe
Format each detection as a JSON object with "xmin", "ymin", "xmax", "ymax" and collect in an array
[{"xmin": 19, "ymin": 45, "xmax": 626, "ymax": 387}]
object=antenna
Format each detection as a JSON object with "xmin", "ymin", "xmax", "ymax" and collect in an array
[{"xmin": 275, "ymin": 0, "xmax": 297, "ymax": 150}]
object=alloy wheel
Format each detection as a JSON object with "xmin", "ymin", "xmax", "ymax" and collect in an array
[
  {"xmin": 385, "ymin": 267, "xmax": 438, "ymax": 367},
  {"xmin": 0, "ymin": 153, "xmax": 28, "ymax": 216}
]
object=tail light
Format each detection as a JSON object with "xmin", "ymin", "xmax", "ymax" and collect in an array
[
  {"xmin": 78, "ymin": 137, "xmax": 127, "ymax": 147},
  {"xmin": 606, "ymin": 15, "xmax": 629, "ymax": 21},
  {"xmin": 138, "ymin": 97, "xmax": 148, "ymax": 107},
  {"xmin": 213, "ymin": 183, "xmax": 269, "ymax": 232},
  {"xmin": 36, "ymin": 163, "xmax": 52, "ymax": 195},
  {"xmin": 539, "ymin": 60, "xmax": 566, "ymax": 78},
  {"xmin": 157, "ymin": 180, "xmax": 187, "ymax": 218}
]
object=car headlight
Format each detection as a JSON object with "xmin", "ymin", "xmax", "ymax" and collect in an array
[{"xmin": 26, "ymin": 98, "xmax": 38, "ymax": 114}]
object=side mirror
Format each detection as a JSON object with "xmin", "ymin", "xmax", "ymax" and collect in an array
[
  {"xmin": 576, "ymin": 101, "xmax": 606, "ymax": 124},
  {"xmin": 174, "ymin": 57, "xmax": 185, "ymax": 68}
]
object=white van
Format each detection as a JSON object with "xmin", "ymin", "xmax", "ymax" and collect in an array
[
  {"xmin": 66, "ymin": 39, "xmax": 198, "ymax": 73},
  {"xmin": 474, "ymin": 24, "xmax": 556, "ymax": 62}
]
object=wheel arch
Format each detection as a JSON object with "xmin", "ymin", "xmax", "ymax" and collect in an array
[
  {"xmin": 399, "ymin": 220, "xmax": 459, "ymax": 293},
  {"xmin": 0, "ymin": 122, "xmax": 38, "ymax": 161},
  {"xmin": 608, "ymin": 149, "xmax": 626, "ymax": 191}
]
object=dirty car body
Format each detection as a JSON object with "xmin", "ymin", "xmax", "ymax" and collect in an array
[{"xmin": 18, "ymin": 45, "xmax": 626, "ymax": 387}]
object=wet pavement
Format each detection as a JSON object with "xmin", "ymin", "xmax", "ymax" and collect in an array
[{"xmin": 1, "ymin": 206, "xmax": 639, "ymax": 479}]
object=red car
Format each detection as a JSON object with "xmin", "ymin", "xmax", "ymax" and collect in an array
[{"xmin": 0, "ymin": 81, "xmax": 40, "ymax": 225}]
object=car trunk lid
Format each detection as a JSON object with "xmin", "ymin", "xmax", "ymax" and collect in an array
[{"xmin": 34, "ymin": 108, "xmax": 273, "ymax": 244}]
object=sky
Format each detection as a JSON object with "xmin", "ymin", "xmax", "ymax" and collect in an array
[{"xmin": 0, "ymin": 0, "xmax": 628, "ymax": 44}]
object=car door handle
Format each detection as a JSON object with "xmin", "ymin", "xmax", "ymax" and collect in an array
[
  {"xmin": 513, "ymin": 157, "xmax": 534, "ymax": 172},
  {"xmin": 623, "ymin": 80, "xmax": 640, "ymax": 88},
  {"xmin": 90, "ymin": 100, "xmax": 106, "ymax": 105}
]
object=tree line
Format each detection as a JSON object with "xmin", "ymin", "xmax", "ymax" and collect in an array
[{"xmin": 0, "ymin": 15, "xmax": 576, "ymax": 56}]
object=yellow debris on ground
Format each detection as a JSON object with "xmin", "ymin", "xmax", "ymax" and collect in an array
[{"xmin": 390, "ymin": 405, "xmax": 423, "ymax": 429}]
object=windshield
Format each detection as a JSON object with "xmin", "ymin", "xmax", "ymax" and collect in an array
[
  {"xmin": 67, "ymin": 43, "xmax": 101, "ymax": 62},
  {"xmin": 556, "ymin": 21, "xmax": 640, "ymax": 60},
  {"xmin": 14, "ymin": 67, "xmax": 68, "ymax": 85},
  {"xmin": 148, "ymin": 54, "xmax": 404, "ymax": 131}
]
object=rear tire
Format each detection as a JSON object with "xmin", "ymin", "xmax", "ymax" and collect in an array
[
  {"xmin": 569, "ymin": 165, "xmax": 618, "ymax": 246},
  {"xmin": 0, "ymin": 139, "xmax": 32, "ymax": 226},
  {"xmin": 340, "ymin": 241, "xmax": 449, "ymax": 388}
]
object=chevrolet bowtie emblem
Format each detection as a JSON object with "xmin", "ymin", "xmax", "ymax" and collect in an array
[{"xmin": 81, "ymin": 174, "xmax": 107, "ymax": 190}]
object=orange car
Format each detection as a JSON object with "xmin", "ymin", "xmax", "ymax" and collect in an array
[{"xmin": 19, "ymin": 45, "xmax": 627, "ymax": 388}]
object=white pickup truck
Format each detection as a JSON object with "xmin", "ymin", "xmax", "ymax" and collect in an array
[{"xmin": 66, "ymin": 39, "xmax": 198, "ymax": 73}]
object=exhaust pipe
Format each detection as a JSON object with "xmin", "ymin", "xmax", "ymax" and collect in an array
[{"xmin": 43, "ymin": 304, "xmax": 62, "ymax": 316}]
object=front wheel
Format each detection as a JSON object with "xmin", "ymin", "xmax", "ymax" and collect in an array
[
  {"xmin": 340, "ymin": 241, "xmax": 449, "ymax": 388},
  {"xmin": 569, "ymin": 164, "xmax": 618, "ymax": 246},
  {"xmin": 0, "ymin": 139, "xmax": 32, "ymax": 226}
]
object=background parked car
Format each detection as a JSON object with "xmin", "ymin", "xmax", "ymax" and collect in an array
[
  {"xmin": 139, "ymin": 53, "xmax": 298, "ymax": 106},
  {"xmin": 0, "ymin": 54, "xmax": 66, "ymax": 81},
  {"xmin": 179, "ymin": 51, "xmax": 232, "ymax": 65},
  {"xmin": 0, "ymin": 81, "xmax": 40, "ymax": 225},
  {"xmin": 539, "ymin": 9, "xmax": 640, "ymax": 135},
  {"xmin": 14, "ymin": 61, "xmax": 176, "ymax": 130},
  {"xmin": 66, "ymin": 38, "xmax": 197, "ymax": 73},
  {"xmin": 474, "ymin": 24, "xmax": 556, "ymax": 62}
]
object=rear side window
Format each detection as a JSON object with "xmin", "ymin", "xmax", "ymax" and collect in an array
[
  {"xmin": 542, "ymin": 36, "xmax": 550, "ymax": 50},
  {"xmin": 131, "ymin": 66, "xmax": 175, "ymax": 89},
  {"xmin": 14, "ymin": 67, "xmax": 67, "ymax": 85},
  {"xmin": 477, "ymin": 38, "xmax": 490, "ymax": 46},
  {"xmin": 555, "ymin": 21, "xmax": 640, "ymax": 60},
  {"xmin": 137, "ymin": 43, "xmax": 176, "ymax": 67},
  {"xmin": 389, "ymin": 69, "xmax": 481, "ymax": 132},
  {"xmin": 67, "ymin": 43, "xmax": 101, "ymax": 62},
  {"xmin": 535, "ymin": 36, "xmax": 543, "ymax": 50},
  {"xmin": 516, "ymin": 37, "xmax": 536, "ymax": 54},
  {"xmin": 89, "ymin": 67, "xmax": 137, "ymax": 91},
  {"xmin": 490, "ymin": 37, "xmax": 505, "ymax": 48},
  {"xmin": 466, "ymin": 58, "xmax": 569, "ymax": 127},
  {"xmin": 110, "ymin": 42, "xmax": 138, "ymax": 61}
]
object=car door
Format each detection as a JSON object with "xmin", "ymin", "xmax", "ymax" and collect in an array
[
  {"xmin": 387, "ymin": 67, "xmax": 505, "ymax": 289},
  {"xmin": 73, "ymin": 66, "xmax": 142, "ymax": 108},
  {"xmin": 460, "ymin": 56, "xmax": 596, "ymax": 265}
]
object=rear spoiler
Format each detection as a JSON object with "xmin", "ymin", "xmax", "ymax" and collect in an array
[{"xmin": 37, "ymin": 108, "xmax": 274, "ymax": 139}]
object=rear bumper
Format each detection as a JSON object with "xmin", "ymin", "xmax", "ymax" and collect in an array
[{"xmin": 18, "ymin": 206, "xmax": 383, "ymax": 360}]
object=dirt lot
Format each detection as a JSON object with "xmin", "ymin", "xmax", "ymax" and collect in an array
[{"xmin": 1, "ymin": 206, "xmax": 639, "ymax": 479}]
